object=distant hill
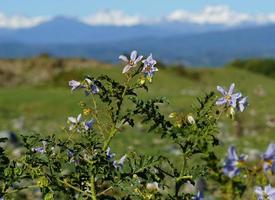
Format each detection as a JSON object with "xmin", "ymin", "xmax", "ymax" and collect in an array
[
  {"xmin": 0, "ymin": 17, "xmax": 228, "ymax": 44},
  {"xmin": 0, "ymin": 16, "xmax": 275, "ymax": 66}
]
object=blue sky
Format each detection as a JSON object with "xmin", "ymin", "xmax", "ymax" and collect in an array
[
  {"xmin": 1, "ymin": 0, "xmax": 275, "ymax": 17},
  {"xmin": 1, "ymin": 0, "xmax": 275, "ymax": 28}
]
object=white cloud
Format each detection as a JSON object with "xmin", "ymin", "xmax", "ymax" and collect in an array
[
  {"xmin": 82, "ymin": 10, "xmax": 142, "ymax": 26},
  {"xmin": 2, "ymin": 6, "xmax": 275, "ymax": 29},
  {"xmin": 167, "ymin": 5, "xmax": 275, "ymax": 26},
  {"xmin": 0, "ymin": 12, "xmax": 50, "ymax": 29}
]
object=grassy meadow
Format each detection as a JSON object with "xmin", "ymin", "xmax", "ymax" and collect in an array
[{"xmin": 1, "ymin": 56, "xmax": 275, "ymax": 159}]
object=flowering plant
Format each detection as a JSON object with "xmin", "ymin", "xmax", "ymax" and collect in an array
[{"xmin": 1, "ymin": 51, "xmax": 268, "ymax": 200}]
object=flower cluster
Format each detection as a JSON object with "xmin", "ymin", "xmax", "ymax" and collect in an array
[
  {"xmin": 223, "ymin": 144, "xmax": 275, "ymax": 178},
  {"xmin": 119, "ymin": 50, "xmax": 158, "ymax": 82},
  {"xmin": 222, "ymin": 144, "xmax": 275, "ymax": 199},
  {"xmin": 216, "ymin": 83, "xmax": 248, "ymax": 112}
]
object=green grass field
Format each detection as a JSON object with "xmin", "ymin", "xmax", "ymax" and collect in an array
[{"xmin": 1, "ymin": 63, "xmax": 275, "ymax": 158}]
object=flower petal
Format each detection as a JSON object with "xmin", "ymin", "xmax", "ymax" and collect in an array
[
  {"xmin": 229, "ymin": 99, "xmax": 237, "ymax": 108},
  {"xmin": 238, "ymin": 96, "xmax": 248, "ymax": 112},
  {"xmin": 134, "ymin": 55, "xmax": 143, "ymax": 64},
  {"xmin": 228, "ymin": 146, "xmax": 238, "ymax": 160},
  {"xmin": 119, "ymin": 55, "xmax": 129, "ymax": 62},
  {"xmin": 122, "ymin": 65, "xmax": 132, "ymax": 74},
  {"xmin": 254, "ymin": 186, "xmax": 264, "ymax": 195},
  {"xmin": 68, "ymin": 117, "xmax": 77, "ymax": 123},
  {"xmin": 263, "ymin": 144, "xmax": 275, "ymax": 159},
  {"xmin": 130, "ymin": 50, "xmax": 137, "ymax": 61},
  {"xmin": 216, "ymin": 97, "xmax": 227, "ymax": 105},
  {"xmin": 217, "ymin": 86, "xmax": 227, "ymax": 96},
  {"xmin": 77, "ymin": 114, "xmax": 82, "ymax": 122},
  {"xmin": 228, "ymin": 83, "xmax": 235, "ymax": 95},
  {"xmin": 232, "ymin": 92, "xmax": 242, "ymax": 99},
  {"xmin": 265, "ymin": 185, "xmax": 275, "ymax": 195}
]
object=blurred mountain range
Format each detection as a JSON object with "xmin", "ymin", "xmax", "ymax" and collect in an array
[{"xmin": 0, "ymin": 16, "xmax": 275, "ymax": 66}]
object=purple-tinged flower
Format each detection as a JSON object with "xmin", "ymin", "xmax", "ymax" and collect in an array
[
  {"xmin": 223, "ymin": 146, "xmax": 247, "ymax": 178},
  {"xmin": 255, "ymin": 185, "xmax": 275, "ymax": 200},
  {"xmin": 106, "ymin": 147, "xmax": 116, "ymax": 160},
  {"xmin": 68, "ymin": 114, "xmax": 82, "ymax": 131},
  {"xmin": 119, "ymin": 50, "xmax": 143, "ymax": 74},
  {"xmin": 142, "ymin": 54, "xmax": 158, "ymax": 82},
  {"xmin": 83, "ymin": 119, "xmax": 95, "ymax": 131},
  {"xmin": 0, "ymin": 197, "xmax": 4, "ymax": 200},
  {"xmin": 32, "ymin": 141, "xmax": 47, "ymax": 153},
  {"xmin": 237, "ymin": 96, "xmax": 248, "ymax": 112},
  {"xmin": 216, "ymin": 83, "xmax": 242, "ymax": 108},
  {"xmin": 84, "ymin": 78, "xmax": 99, "ymax": 95},
  {"xmin": 113, "ymin": 155, "xmax": 127, "ymax": 170},
  {"xmin": 91, "ymin": 85, "xmax": 99, "ymax": 94},
  {"xmin": 192, "ymin": 191, "xmax": 204, "ymax": 200},
  {"xmin": 69, "ymin": 80, "xmax": 82, "ymax": 91},
  {"xmin": 142, "ymin": 54, "xmax": 157, "ymax": 67},
  {"xmin": 262, "ymin": 144, "xmax": 275, "ymax": 173}
]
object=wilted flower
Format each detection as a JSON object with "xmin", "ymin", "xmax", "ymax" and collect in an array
[
  {"xmin": 146, "ymin": 182, "xmax": 159, "ymax": 192},
  {"xmin": 142, "ymin": 54, "xmax": 158, "ymax": 82},
  {"xmin": 119, "ymin": 50, "xmax": 143, "ymax": 74},
  {"xmin": 216, "ymin": 83, "xmax": 242, "ymax": 108},
  {"xmin": 68, "ymin": 114, "xmax": 82, "ymax": 131},
  {"xmin": 113, "ymin": 155, "xmax": 127, "ymax": 170},
  {"xmin": 262, "ymin": 144, "xmax": 275, "ymax": 173},
  {"xmin": 255, "ymin": 185, "xmax": 275, "ymax": 200},
  {"xmin": 32, "ymin": 141, "xmax": 47, "ymax": 153},
  {"xmin": 223, "ymin": 146, "xmax": 247, "ymax": 178},
  {"xmin": 192, "ymin": 191, "xmax": 204, "ymax": 200},
  {"xmin": 237, "ymin": 96, "xmax": 248, "ymax": 112},
  {"xmin": 69, "ymin": 80, "xmax": 82, "ymax": 91}
]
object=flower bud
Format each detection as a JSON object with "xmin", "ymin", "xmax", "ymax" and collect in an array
[
  {"xmin": 83, "ymin": 108, "xmax": 93, "ymax": 116},
  {"xmin": 187, "ymin": 115, "xmax": 195, "ymax": 124},
  {"xmin": 146, "ymin": 182, "xmax": 159, "ymax": 192},
  {"xmin": 169, "ymin": 112, "xmax": 177, "ymax": 118}
]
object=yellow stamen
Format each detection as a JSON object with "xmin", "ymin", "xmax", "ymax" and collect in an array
[
  {"xmin": 225, "ymin": 95, "xmax": 231, "ymax": 101},
  {"xmin": 128, "ymin": 60, "xmax": 134, "ymax": 66}
]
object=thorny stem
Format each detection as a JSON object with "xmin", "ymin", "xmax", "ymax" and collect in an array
[
  {"xmin": 103, "ymin": 75, "xmax": 132, "ymax": 151},
  {"xmin": 103, "ymin": 126, "xmax": 117, "ymax": 151},
  {"xmin": 97, "ymin": 186, "xmax": 113, "ymax": 197},
  {"xmin": 91, "ymin": 94, "xmax": 107, "ymax": 137},
  {"xmin": 217, "ymin": 108, "xmax": 225, "ymax": 121},
  {"xmin": 5, "ymin": 185, "xmax": 38, "ymax": 194}
]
